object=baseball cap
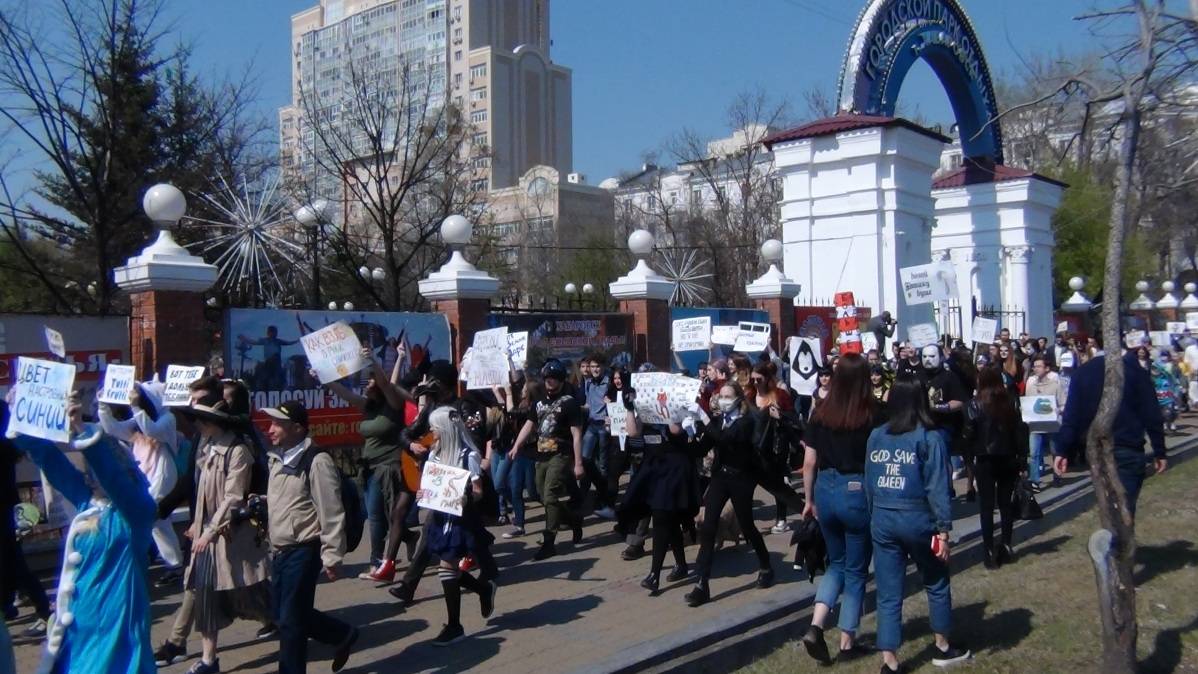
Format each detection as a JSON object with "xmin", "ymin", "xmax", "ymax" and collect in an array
[{"xmin": 263, "ymin": 400, "xmax": 309, "ymax": 427}]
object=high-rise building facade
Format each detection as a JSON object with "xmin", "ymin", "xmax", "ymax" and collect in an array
[{"xmin": 279, "ymin": 0, "xmax": 572, "ymax": 194}]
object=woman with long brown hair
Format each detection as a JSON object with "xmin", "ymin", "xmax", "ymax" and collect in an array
[
  {"xmin": 749, "ymin": 361, "xmax": 800, "ymax": 533},
  {"xmin": 798, "ymin": 353, "xmax": 884, "ymax": 663},
  {"xmin": 966, "ymin": 366, "xmax": 1026, "ymax": 568}
]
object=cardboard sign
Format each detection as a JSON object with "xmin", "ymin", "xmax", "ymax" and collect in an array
[
  {"xmin": 163, "ymin": 365, "xmax": 205, "ymax": 407},
  {"xmin": 465, "ymin": 348, "xmax": 511, "ymax": 390},
  {"xmin": 1166, "ymin": 321, "xmax": 1187, "ymax": 336},
  {"xmin": 907, "ymin": 323, "xmax": 940, "ymax": 349},
  {"xmin": 1186, "ymin": 312, "xmax": 1198, "ymax": 332},
  {"xmin": 1149, "ymin": 331, "xmax": 1172, "ymax": 348},
  {"xmin": 97, "ymin": 364, "xmax": 136, "ymax": 405},
  {"xmin": 44, "ymin": 327, "xmax": 65, "ymax": 359},
  {"xmin": 711, "ymin": 325, "xmax": 739, "ymax": 346},
  {"xmin": 471, "ymin": 326, "xmax": 508, "ymax": 352},
  {"xmin": 300, "ymin": 321, "xmax": 367, "ymax": 384},
  {"xmin": 607, "ymin": 391, "xmax": 628, "ymax": 451},
  {"xmin": 6, "ymin": 357, "xmax": 76, "ymax": 442},
  {"xmin": 672, "ymin": 317, "xmax": 712, "ymax": 352},
  {"xmin": 507, "ymin": 331, "xmax": 529, "ymax": 370},
  {"xmin": 971, "ymin": 317, "xmax": 998, "ymax": 345},
  {"xmin": 1056, "ymin": 321, "xmax": 1069, "ymax": 335},
  {"xmin": 416, "ymin": 461, "xmax": 473, "ymax": 516},
  {"xmin": 899, "ymin": 261, "xmax": 957, "ymax": 305},
  {"xmin": 1021, "ymin": 395, "xmax": 1061, "ymax": 432},
  {"xmin": 788, "ymin": 336, "xmax": 822, "ymax": 396},
  {"xmin": 630, "ymin": 373, "xmax": 701, "ymax": 425},
  {"xmin": 732, "ymin": 321, "xmax": 771, "ymax": 353},
  {"xmin": 1125, "ymin": 330, "xmax": 1146, "ymax": 349}
]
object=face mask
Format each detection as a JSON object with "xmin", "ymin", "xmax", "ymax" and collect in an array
[
  {"xmin": 921, "ymin": 346, "xmax": 942, "ymax": 370},
  {"xmin": 717, "ymin": 398, "xmax": 737, "ymax": 413}
]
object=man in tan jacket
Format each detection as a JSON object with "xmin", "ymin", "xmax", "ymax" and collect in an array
[
  {"xmin": 264, "ymin": 401, "xmax": 358, "ymax": 673},
  {"xmin": 1024, "ymin": 356, "xmax": 1066, "ymax": 490}
]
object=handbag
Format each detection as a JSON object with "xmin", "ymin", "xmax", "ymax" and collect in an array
[{"xmin": 1013, "ymin": 478, "xmax": 1044, "ymax": 520}]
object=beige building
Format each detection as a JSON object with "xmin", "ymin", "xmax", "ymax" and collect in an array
[{"xmin": 280, "ymin": 0, "xmax": 573, "ymax": 195}]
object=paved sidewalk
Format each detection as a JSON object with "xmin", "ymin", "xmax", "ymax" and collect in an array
[{"xmin": 11, "ymin": 421, "xmax": 1197, "ymax": 673}]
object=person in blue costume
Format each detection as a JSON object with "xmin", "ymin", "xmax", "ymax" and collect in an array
[{"xmin": 9, "ymin": 393, "xmax": 157, "ymax": 674}]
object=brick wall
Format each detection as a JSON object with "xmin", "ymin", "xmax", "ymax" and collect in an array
[{"xmin": 128, "ymin": 290, "xmax": 209, "ymax": 379}]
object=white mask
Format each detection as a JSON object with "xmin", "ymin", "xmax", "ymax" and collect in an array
[
  {"xmin": 717, "ymin": 398, "xmax": 737, "ymax": 413},
  {"xmin": 921, "ymin": 345, "xmax": 942, "ymax": 370}
]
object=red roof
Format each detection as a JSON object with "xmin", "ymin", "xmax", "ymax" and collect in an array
[
  {"xmin": 932, "ymin": 163, "xmax": 1068, "ymax": 190},
  {"xmin": 761, "ymin": 114, "xmax": 952, "ymax": 147}
]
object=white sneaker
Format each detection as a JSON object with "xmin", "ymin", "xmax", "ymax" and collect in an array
[
  {"xmin": 501, "ymin": 527, "xmax": 524, "ymax": 539},
  {"xmin": 771, "ymin": 520, "xmax": 789, "ymax": 534},
  {"xmin": 593, "ymin": 506, "xmax": 616, "ymax": 520}
]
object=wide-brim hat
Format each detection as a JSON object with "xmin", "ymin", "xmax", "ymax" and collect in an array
[{"xmin": 174, "ymin": 391, "xmax": 237, "ymax": 426}]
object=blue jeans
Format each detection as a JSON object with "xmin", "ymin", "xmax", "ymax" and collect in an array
[
  {"xmin": 1029, "ymin": 433, "xmax": 1053, "ymax": 484},
  {"xmin": 272, "ymin": 542, "xmax": 353, "ymax": 674},
  {"xmin": 871, "ymin": 507, "xmax": 953, "ymax": 652},
  {"xmin": 491, "ymin": 450, "xmax": 516, "ymax": 523},
  {"xmin": 582, "ymin": 420, "xmax": 609, "ymax": 476},
  {"xmin": 1114, "ymin": 446, "xmax": 1148, "ymax": 517},
  {"xmin": 502, "ymin": 455, "xmax": 533, "ymax": 528},
  {"xmin": 813, "ymin": 469, "xmax": 872, "ymax": 634},
  {"xmin": 362, "ymin": 468, "xmax": 388, "ymax": 565}
]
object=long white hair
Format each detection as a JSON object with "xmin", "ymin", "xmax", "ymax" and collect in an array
[{"xmin": 428, "ymin": 405, "xmax": 479, "ymax": 466}]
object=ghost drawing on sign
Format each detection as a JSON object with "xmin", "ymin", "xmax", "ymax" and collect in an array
[{"xmin": 789, "ymin": 336, "xmax": 822, "ymax": 397}]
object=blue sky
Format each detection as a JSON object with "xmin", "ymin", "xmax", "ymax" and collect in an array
[{"xmin": 175, "ymin": 1, "xmax": 1095, "ymax": 182}]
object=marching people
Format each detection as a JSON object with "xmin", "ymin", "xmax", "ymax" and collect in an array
[
  {"xmin": 176, "ymin": 391, "xmax": 273, "ymax": 674},
  {"xmin": 867, "ymin": 375, "xmax": 971, "ymax": 672},
  {"xmin": 1, "ymin": 402, "xmax": 53, "ymax": 643},
  {"xmin": 318, "ymin": 347, "xmax": 414, "ymax": 582},
  {"xmin": 748, "ymin": 361, "xmax": 800, "ymax": 534},
  {"xmin": 262, "ymin": 401, "xmax": 359, "ymax": 672},
  {"xmin": 9, "ymin": 392, "xmax": 159, "ymax": 673},
  {"xmin": 799, "ymin": 353, "xmax": 883, "ymax": 663},
  {"xmin": 685, "ymin": 382, "xmax": 775, "ymax": 607},
  {"xmin": 1024, "ymin": 355, "xmax": 1066, "ymax": 490},
  {"xmin": 511, "ymin": 359, "xmax": 587, "ymax": 561},
  {"xmin": 578, "ymin": 355, "xmax": 617, "ymax": 519},
  {"xmin": 966, "ymin": 367, "xmax": 1026, "ymax": 569}
]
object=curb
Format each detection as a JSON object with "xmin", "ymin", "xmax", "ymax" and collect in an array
[{"xmin": 581, "ymin": 435, "xmax": 1198, "ymax": 674}]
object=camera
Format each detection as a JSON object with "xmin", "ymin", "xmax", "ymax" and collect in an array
[{"xmin": 231, "ymin": 493, "xmax": 268, "ymax": 525}]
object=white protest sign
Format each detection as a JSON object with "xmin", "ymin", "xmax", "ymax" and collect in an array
[
  {"xmin": 899, "ymin": 261, "xmax": 957, "ymax": 305},
  {"xmin": 300, "ymin": 321, "xmax": 367, "ymax": 384},
  {"xmin": 971, "ymin": 316, "xmax": 998, "ymax": 345},
  {"xmin": 860, "ymin": 332, "xmax": 879, "ymax": 353},
  {"xmin": 1056, "ymin": 321, "xmax": 1069, "ymax": 335},
  {"xmin": 44, "ymin": 327, "xmax": 65, "ymax": 359},
  {"xmin": 465, "ymin": 348, "xmax": 511, "ymax": 390},
  {"xmin": 162, "ymin": 365, "xmax": 206, "ymax": 407},
  {"xmin": 1124, "ymin": 330, "xmax": 1146, "ymax": 349},
  {"xmin": 507, "ymin": 331, "xmax": 529, "ymax": 370},
  {"xmin": 630, "ymin": 373, "xmax": 701, "ymax": 425},
  {"xmin": 1021, "ymin": 395, "xmax": 1061, "ymax": 432},
  {"xmin": 6, "ymin": 357, "xmax": 76, "ymax": 442},
  {"xmin": 1167, "ymin": 321, "xmax": 1187, "ymax": 336},
  {"xmin": 97, "ymin": 364, "xmax": 136, "ymax": 405},
  {"xmin": 608, "ymin": 391, "xmax": 628, "ymax": 451},
  {"xmin": 907, "ymin": 323, "xmax": 940, "ymax": 349},
  {"xmin": 1187, "ymin": 312, "xmax": 1198, "ymax": 332},
  {"xmin": 1149, "ymin": 331, "xmax": 1172, "ymax": 348},
  {"xmin": 416, "ymin": 461, "xmax": 473, "ymax": 516},
  {"xmin": 672, "ymin": 317, "xmax": 712, "ymax": 352},
  {"xmin": 711, "ymin": 325, "xmax": 739, "ymax": 346},
  {"xmin": 789, "ymin": 336, "xmax": 822, "ymax": 396},
  {"xmin": 733, "ymin": 321, "xmax": 771, "ymax": 353},
  {"xmin": 472, "ymin": 326, "xmax": 509, "ymax": 352}
]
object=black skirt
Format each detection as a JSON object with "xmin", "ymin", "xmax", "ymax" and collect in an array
[{"xmin": 620, "ymin": 449, "xmax": 700, "ymax": 516}]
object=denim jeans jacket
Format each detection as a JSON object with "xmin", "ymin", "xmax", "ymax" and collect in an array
[{"xmin": 864, "ymin": 423, "xmax": 953, "ymax": 533}]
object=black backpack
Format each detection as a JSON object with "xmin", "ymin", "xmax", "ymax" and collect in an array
[{"xmin": 296, "ymin": 447, "xmax": 367, "ymax": 554}]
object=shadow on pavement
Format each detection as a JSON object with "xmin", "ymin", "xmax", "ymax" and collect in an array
[
  {"xmin": 494, "ymin": 556, "xmax": 601, "ymax": 586},
  {"xmin": 1134, "ymin": 540, "xmax": 1198, "ymax": 586},
  {"xmin": 891, "ymin": 600, "xmax": 1034, "ymax": 669},
  {"xmin": 486, "ymin": 594, "xmax": 603, "ymax": 631}
]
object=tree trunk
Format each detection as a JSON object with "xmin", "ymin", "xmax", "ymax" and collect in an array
[{"xmin": 1085, "ymin": 71, "xmax": 1146, "ymax": 674}]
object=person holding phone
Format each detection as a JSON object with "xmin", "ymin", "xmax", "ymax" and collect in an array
[{"xmin": 866, "ymin": 376, "xmax": 971, "ymax": 672}]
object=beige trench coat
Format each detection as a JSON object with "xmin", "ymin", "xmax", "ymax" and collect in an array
[{"xmin": 184, "ymin": 432, "xmax": 269, "ymax": 590}]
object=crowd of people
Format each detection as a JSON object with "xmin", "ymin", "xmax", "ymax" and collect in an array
[{"xmin": 0, "ymin": 322, "xmax": 1180, "ymax": 673}]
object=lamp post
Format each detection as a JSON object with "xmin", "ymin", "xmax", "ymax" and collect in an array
[
  {"xmin": 295, "ymin": 199, "xmax": 329, "ymax": 308},
  {"xmin": 563, "ymin": 282, "xmax": 578, "ymax": 309}
]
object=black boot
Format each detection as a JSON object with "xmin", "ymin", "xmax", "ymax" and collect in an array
[
  {"xmin": 533, "ymin": 533, "xmax": 557, "ymax": 561},
  {"xmin": 983, "ymin": 546, "xmax": 998, "ymax": 569},
  {"xmin": 801, "ymin": 624, "xmax": 831, "ymax": 664},
  {"xmin": 685, "ymin": 578, "xmax": 710, "ymax": 607},
  {"xmin": 572, "ymin": 521, "xmax": 584, "ymax": 544},
  {"xmin": 757, "ymin": 567, "xmax": 775, "ymax": 589},
  {"xmin": 640, "ymin": 572, "xmax": 660, "ymax": 596},
  {"xmin": 665, "ymin": 563, "xmax": 689, "ymax": 583}
]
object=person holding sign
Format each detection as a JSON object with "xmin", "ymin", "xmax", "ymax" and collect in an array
[
  {"xmin": 318, "ymin": 347, "xmax": 416, "ymax": 583},
  {"xmin": 417, "ymin": 406, "xmax": 497, "ymax": 646},
  {"xmin": 1024, "ymin": 356, "xmax": 1065, "ymax": 490},
  {"xmin": 511, "ymin": 360, "xmax": 586, "ymax": 561},
  {"xmin": 8, "ymin": 391, "xmax": 159, "ymax": 674}
]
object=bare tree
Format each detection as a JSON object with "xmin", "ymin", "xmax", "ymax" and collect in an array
[{"xmin": 288, "ymin": 47, "xmax": 487, "ymax": 311}]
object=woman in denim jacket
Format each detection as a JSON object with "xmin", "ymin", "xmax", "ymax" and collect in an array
[{"xmin": 866, "ymin": 376, "xmax": 970, "ymax": 672}]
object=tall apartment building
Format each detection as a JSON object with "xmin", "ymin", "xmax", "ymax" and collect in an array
[{"xmin": 279, "ymin": 0, "xmax": 573, "ymax": 196}]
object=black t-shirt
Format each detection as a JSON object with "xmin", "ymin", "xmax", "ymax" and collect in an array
[
  {"xmin": 534, "ymin": 391, "xmax": 583, "ymax": 460},
  {"xmin": 928, "ymin": 368, "xmax": 968, "ymax": 433},
  {"xmin": 805, "ymin": 419, "xmax": 875, "ymax": 475}
]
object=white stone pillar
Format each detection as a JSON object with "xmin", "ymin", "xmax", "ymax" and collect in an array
[{"xmin": 1005, "ymin": 245, "xmax": 1032, "ymax": 334}]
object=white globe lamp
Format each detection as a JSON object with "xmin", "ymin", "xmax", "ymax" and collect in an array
[
  {"xmin": 582, "ymin": 283, "xmax": 595, "ymax": 295},
  {"xmin": 1061, "ymin": 276, "xmax": 1091, "ymax": 313},
  {"xmin": 371, "ymin": 267, "xmax": 385, "ymax": 282},
  {"xmin": 441, "ymin": 214, "xmax": 472, "ymax": 247},
  {"xmin": 328, "ymin": 301, "xmax": 338, "ymax": 311},
  {"xmin": 761, "ymin": 239, "xmax": 783, "ymax": 263},
  {"xmin": 628, "ymin": 230, "xmax": 654, "ymax": 259},
  {"xmin": 143, "ymin": 184, "xmax": 187, "ymax": 227},
  {"xmin": 1181, "ymin": 282, "xmax": 1198, "ymax": 310},
  {"xmin": 564, "ymin": 282, "xmax": 578, "ymax": 295},
  {"xmin": 343, "ymin": 302, "xmax": 354, "ymax": 311},
  {"xmin": 358, "ymin": 265, "xmax": 370, "ymax": 279},
  {"xmin": 294, "ymin": 199, "xmax": 329, "ymax": 228},
  {"xmin": 1130, "ymin": 280, "xmax": 1155, "ymax": 310},
  {"xmin": 1157, "ymin": 280, "xmax": 1180, "ymax": 310}
]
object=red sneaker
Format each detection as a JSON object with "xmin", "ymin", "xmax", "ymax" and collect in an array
[{"xmin": 458, "ymin": 554, "xmax": 477, "ymax": 573}]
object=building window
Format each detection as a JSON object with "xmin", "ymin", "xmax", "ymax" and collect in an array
[
  {"xmin": 472, "ymin": 132, "xmax": 488, "ymax": 147},
  {"xmin": 453, "ymin": 6, "xmax": 462, "ymax": 21},
  {"xmin": 454, "ymin": 50, "xmax": 462, "ymax": 61},
  {"xmin": 471, "ymin": 178, "xmax": 488, "ymax": 192},
  {"xmin": 453, "ymin": 73, "xmax": 462, "ymax": 88},
  {"xmin": 453, "ymin": 27, "xmax": 462, "ymax": 40},
  {"xmin": 469, "ymin": 63, "xmax": 487, "ymax": 79},
  {"xmin": 470, "ymin": 109, "xmax": 488, "ymax": 124},
  {"xmin": 470, "ymin": 87, "xmax": 486, "ymax": 101}
]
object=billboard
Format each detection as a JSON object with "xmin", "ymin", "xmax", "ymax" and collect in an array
[
  {"xmin": 486, "ymin": 312, "xmax": 633, "ymax": 372},
  {"xmin": 668, "ymin": 307, "xmax": 769, "ymax": 375},
  {"xmin": 225, "ymin": 308, "xmax": 450, "ymax": 446}
]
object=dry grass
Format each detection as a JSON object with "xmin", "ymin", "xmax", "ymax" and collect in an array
[{"xmin": 738, "ymin": 456, "xmax": 1198, "ymax": 673}]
